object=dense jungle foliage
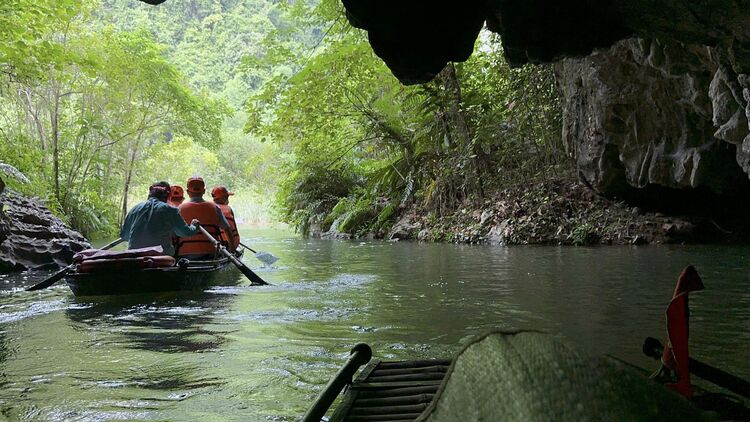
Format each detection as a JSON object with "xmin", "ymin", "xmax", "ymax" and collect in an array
[
  {"xmin": 247, "ymin": 1, "xmax": 563, "ymax": 236},
  {"xmin": 0, "ymin": 0, "xmax": 563, "ymax": 239}
]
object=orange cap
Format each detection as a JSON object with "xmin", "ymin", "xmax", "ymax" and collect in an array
[
  {"xmin": 211, "ymin": 186, "xmax": 234, "ymax": 199},
  {"xmin": 169, "ymin": 185, "xmax": 185, "ymax": 200},
  {"xmin": 186, "ymin": 177, "xmax": 205, "ymax": 195}
]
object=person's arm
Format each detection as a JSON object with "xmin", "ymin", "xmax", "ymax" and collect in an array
[
  {"xmin": 169, "ymin": 207, "xmax": 199, "ymax": 238},
  {"xmin": 215, "ymin": 206, "xmax": 236, "ymax": 251}
]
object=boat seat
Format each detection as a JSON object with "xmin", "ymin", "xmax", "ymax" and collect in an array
[
  {"xmin": 76, "ymin": 255, "xmax": 175, "ymax": 273},
  {"xmin": 74, "ymin": 246, "xmax": 175, "ymax": 273}
]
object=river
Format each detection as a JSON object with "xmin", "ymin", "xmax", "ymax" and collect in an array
[{"xmin": 1, "ymin": 230, "xmax": 749, "ymax": 420}]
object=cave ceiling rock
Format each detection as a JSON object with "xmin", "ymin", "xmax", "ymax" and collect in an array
[{"xmin": 340, "ymin": 0, "xmax": 750, "ymax": 84}]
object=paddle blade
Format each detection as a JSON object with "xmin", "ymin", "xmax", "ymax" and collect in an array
[{"xmin": 254, "ymin": 251, "xmax": 278, "ymax": 266}]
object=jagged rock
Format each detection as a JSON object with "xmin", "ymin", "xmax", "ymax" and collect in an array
[
  {"xmin": 341, "ymin": 0, "xmax": 485, "ymax": 84},
  {"xmin": 556, "ymin": 38, "xmax": 750, "ymax": 199},
  {"xmin": 320, "ymin": 213, "xmax": 351, "ymax": 240},
  {"xmin": 479, "ymin": 209, "xmax": 493, "ymax": 226},
  {"xmin": 487, "ymin": 220, "xmax": 511, "ymax": 245},
  {"xmin": 0, "ymin": 191, "xmax": 89, "ymax": 272},
  {"xmin": 340, "ymin": 1, "xmax": 750, "ymax": 84},
  {"xmin": 663, "ymin": 221, "xmax": 697, "ymax": 242},
  {"xmin": 631, "ymin": 235, "xmax": 648, "ymax": 245},
  {"xmin": 387, "ymin": 214, "xmax": 421, "ymax": 240}
]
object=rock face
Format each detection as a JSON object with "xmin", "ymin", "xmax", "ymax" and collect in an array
[
  {"xmin": 0, "ymin": 191, "xmax": 90, "ymax": 272},
  {"xmin": 556, "ymin": 38, "xmax": 750, "ymax": 202},
  {"xmin": 339, "ymin": 0, "xmax": 750, "ymax": 209},
  {"xmin": 342, "ymin": 1, "xmax": 750, "ymax": 83},
  {"xmin": 341, "ymin": 0, "xmax": 486, "ymax": 84}
]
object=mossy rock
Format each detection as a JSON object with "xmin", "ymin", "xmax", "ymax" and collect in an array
[{"xmin": 338, "ymin": 201, "xmax": 377, "ymax": 234}]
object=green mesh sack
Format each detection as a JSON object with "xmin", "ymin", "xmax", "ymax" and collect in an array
[{"xmin": 417, "ymin": 330, "xmax": 713, "ymax": 422}]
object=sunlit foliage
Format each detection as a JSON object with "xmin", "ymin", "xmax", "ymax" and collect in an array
[{"xmin": 247, "ymin": 1, "xmax": 564, "ymax": 235}]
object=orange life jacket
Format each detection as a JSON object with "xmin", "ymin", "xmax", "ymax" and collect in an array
[
  {"xmin": 216, "ymin": 203, "xmax": 240, "ymax": 246},
  {"xmin": 176, "ymin": 201, "xmax": 223, "ymax": 256}
]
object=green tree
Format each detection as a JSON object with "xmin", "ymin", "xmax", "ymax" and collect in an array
[{"xmin": 0, "ymin": 1, "xmax": 228, "ymax": 236}]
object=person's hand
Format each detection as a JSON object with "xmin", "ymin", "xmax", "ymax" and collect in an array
[{"xmin": 191, "ymin": 219, "xmax": 200, "ymax": 227}]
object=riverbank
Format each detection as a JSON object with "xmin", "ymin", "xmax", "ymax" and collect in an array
[{"xmin": 319, "ymin": 177, "xmax": 728, "ymax": 245}]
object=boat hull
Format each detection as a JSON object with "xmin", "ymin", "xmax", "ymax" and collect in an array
[{"xmin": 65, "ymin": 255, "xmax": 241, "ymax": 297}]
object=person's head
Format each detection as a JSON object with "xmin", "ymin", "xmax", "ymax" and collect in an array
[
  {"xmin": 210, "ymin": 185, "xmax": 234, "ymax": 205},
  {"xmin": 168, "ymin": 185, "xmax": 185, "ymax": 205},
  {"xmin": 148, "ymin": 181, "xmax": 171, "ymax": 202},
  {"xmin": 186, "ymin": 176, "xmax": 205, "ymax": 198}
]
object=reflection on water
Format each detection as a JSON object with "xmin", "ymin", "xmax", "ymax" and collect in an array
[
  {"xmin": 65, "ymin": 295, "xmax": 236, "ymax": 354},
  {"xmin": 0, "ymin": 231, "xmax": 749, "ymax": 420}
]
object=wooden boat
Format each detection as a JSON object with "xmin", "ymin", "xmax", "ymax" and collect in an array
[
  {"xmin": 305, "ymin": 267, "xmax": 749, "ymax": 421},
  {"xmin": 304, "ymin": 341, "xmax": 750, "ymax": 422},
  {"xmin": 65, "ymin": 251, "xmax": 243, "ymax": 297}
]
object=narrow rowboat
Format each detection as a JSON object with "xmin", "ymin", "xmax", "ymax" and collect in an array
[
  {"xmin": 304, "ymin": 340, "xmax": 750, "ymax": 422},
  {"xmin": 65, "ymin": 251, "xmax": 243, "ymax": 297}
]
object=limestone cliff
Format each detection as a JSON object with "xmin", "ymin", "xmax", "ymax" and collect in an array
[
  {"xmin": 339, "ymin": 0, "xmax": 750, "ymax": 208},
  {"xmin": 556, "ymin": 39, "xmax": 750, "ymax": 207}
]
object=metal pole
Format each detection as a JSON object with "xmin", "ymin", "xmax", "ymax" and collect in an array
[{"xmin": 302, "ymin": 343, "xmax": 373, "ymax": 422}]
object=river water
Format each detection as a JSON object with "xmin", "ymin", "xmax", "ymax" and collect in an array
[{"xmin": 0, "ymin": 230, "xmax": 748, "ymax": 421}]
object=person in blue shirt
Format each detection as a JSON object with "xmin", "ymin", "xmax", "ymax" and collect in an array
[{"xmin": 120, "ymin": 181, "xmax": 200, "ymax": 256}]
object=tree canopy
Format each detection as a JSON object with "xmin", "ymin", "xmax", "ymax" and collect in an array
[{"xmin": 1, "ymin": 0, "xmax": 564, "ymax": 239}]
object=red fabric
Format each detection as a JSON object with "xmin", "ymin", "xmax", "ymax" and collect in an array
[
  {"xmin": 661, "ymin": 265, "xmax": 704, "ymax": 398},
  {"xmin": 77, "ymin": 255, "xmax": 175, "ymax": 273},
  {"xmin": 74, "ymin": 246, "xmax": 164, "ymax": 263}
]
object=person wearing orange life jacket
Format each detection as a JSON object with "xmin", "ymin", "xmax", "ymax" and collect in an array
[
  {"xmin": 211, "ymin": 186, "xmax": 241, "ymax": 247},
  {"xmin": 176, "ymin": 177, "xmax": 236, "ymax": 259},
  {"xmin": 167, "ymin": 185, "xmax": 185, "ymax": 207}
]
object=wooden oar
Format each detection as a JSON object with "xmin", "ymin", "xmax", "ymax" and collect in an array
[
  {"xmin": 643, "ymin": 336, "xmax": 750, "ymax": 399},
  {"xmin": 197, "ymin": 225, "xmax": 269, "ymax": 286},
  {"xmin": 26, "ymin": 238, "xmax": 124, "ymax": 291}
]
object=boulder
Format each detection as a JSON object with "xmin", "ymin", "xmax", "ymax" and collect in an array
[
  {"xmin": 0, "ymin": 191, "xmax": 90, "ymax": 271},
  {"xmin": 387, "ymin": 214, "xmax": 421, "ymax": 240}
]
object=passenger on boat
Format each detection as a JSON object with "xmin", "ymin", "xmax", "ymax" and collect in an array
[
  {"xmin": 120, "ymin": 181, "xmax": 200, "ymax": 256},
  {"xmin": 211, "ymin": 185, "xmax": 241, "ymax": 248},
  {"xmin": 167, "ymin": 185, "xmax": 185, "ymax": 207},
  {"xmin": 176, "ymin": 177, "xmax": 236, "ymax": 259}
]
